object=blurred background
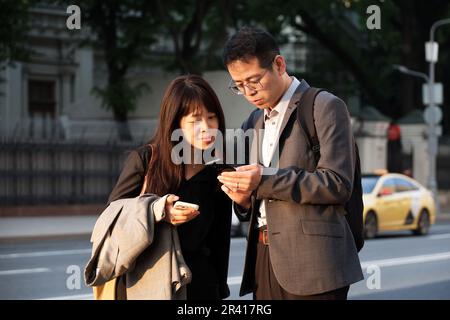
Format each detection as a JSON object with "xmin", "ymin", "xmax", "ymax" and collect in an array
[
  {"xmin": 1, "ymin": 0, "xmax": 450, "ymax": 300},
  {"xmin": 1, "ymin": 0, "xmax": 450, "ymax": 210}
]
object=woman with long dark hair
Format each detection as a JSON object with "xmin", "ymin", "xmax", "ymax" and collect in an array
[{"xmin": 107, "ymin": 75, "xmax": 232, "ymax": 300}]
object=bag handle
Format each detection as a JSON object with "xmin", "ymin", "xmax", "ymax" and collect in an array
[{"xmin": 140, "ymin": 144, "xmax": 154, "ymax": 196}]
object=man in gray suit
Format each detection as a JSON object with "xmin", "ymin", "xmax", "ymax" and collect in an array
[{"xmin": 218, "ymin": 27, "xmax": 364, "ymax": 300}]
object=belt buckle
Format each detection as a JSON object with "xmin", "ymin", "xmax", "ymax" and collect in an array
[{"xmin": 262, "ymin": 229, "xmax": 269, "ymax": 245}]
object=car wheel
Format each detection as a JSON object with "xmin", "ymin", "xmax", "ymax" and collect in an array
[
  {"xmin": 413, "ymin": 210, "xmax": 430, "ymax": 236},
  {"xmin": 364, "ymin": 212, "xmax": 378, "ymax": 239}
]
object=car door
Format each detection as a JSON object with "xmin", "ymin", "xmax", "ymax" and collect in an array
[
  {"xmin": 394, "ymin": 178, "xmax": 421, "ymax": 225},
  {"xmin": 375, "ymin": 178, "xmax": 400, "ymax": 228}
]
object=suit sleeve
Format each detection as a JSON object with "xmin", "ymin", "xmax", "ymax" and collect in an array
[
  {"xmin": 256, "ymin": 95, "xmax": 355, "ymax": 205},
  {"xmin": 107, "ymin": 150, "xmax": 146, "ymax": 204},
  {"xmin": 107, "ymin": 150, "xmax": 167, "ymax": 222},
  {"xmin": 230, "ymin": 110, "xmax": 262, "ymax": 219}
]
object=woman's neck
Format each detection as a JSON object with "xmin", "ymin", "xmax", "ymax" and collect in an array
[{"xmin": 184, "ymin": 163, "xmax": 205, "ymax": 180}]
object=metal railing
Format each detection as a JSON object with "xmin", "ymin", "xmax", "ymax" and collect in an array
[{"xmin": 0, "ymin": 140, "xmax": 141, "ymax": 205}]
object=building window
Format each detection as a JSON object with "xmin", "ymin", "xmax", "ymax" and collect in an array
[{"xmin": 28, "ymin": 79, "xmax": 56, "ymax": 117}]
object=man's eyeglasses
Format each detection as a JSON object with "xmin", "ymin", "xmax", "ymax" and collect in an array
[
  {"xmin": 228, "ymin": 56, "xmax": 277, "ymax": 95},
  {"xmin": 228, "ymin": 69, "xmax": 269, "ymax": 95}
]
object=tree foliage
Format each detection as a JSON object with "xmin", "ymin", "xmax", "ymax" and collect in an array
[{"xmin": 234, "ymin": 0, "xmax": 450, "ymax": 131}]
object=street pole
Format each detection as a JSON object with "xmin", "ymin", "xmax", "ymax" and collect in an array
[
  {"xmin": 392, "ymin": 65, "xmax": 428, "ymax": 82},
  {"xmin": 426, "ymin": 18, "xmax": 450, "ymax": 215}
]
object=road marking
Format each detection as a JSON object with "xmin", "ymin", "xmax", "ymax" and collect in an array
[
  {"xmin": 361, "ymin": 251, "xmax": 450, "ymax": 269},
  {"xmin": 30, "ymin": 251, "xmax": 450, "ymax": 300},
  {"xmin": 38, "ymin": 276, "xmax": 244, "ymax": 300},
  {"xmin": 0, "ymin": 268, "xmax": 51, "ymax": 276},
  {"xmin": 38, "ymin": 293, "xmax": 93, "ymax": 300},
  {"xmin": 228, "ymin": 276, "xmax": 241, "ymax": 285},
  {"xmin": 231, "ymin": 238, "xmax": 247, "ymax": 245},
  {"xmin": 0, "ymin": 249, "xmax": 91, "ymax": 259},
  {"xmin": 427, "ymin": 233, "xmax": 450, "ymax": 240}
]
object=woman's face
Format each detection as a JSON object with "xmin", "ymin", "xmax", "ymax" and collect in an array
[{"xmin": 179, "ymin": 105, "xmax": 219, "ymax": 151}]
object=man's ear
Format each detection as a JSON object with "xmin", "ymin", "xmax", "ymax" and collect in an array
[{"xmin": 274, "ymin": 55, "xmax": 286, "ymax": 75}]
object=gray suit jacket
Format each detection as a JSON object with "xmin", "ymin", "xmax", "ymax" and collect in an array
[
  {"xmin": 236, "ymin": 80, "xmax": 364, "ymax": 296},
  {"xmin": 84, "ymin": 195, "xmax": 192, "ymax": 299}
]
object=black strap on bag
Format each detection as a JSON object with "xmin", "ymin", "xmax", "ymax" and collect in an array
[{"xmin": 297, "ymin": 87, "xmax": 365, "ymax": 252}]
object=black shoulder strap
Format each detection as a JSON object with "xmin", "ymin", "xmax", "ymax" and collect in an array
[{"xmin": 297, "ymin": 87, "xmax": 324, "ymax": 164}]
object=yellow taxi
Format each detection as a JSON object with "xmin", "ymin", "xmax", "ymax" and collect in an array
[{"xmin": 362, "ymin": 172, "xmax": 436, "ymax": 239}]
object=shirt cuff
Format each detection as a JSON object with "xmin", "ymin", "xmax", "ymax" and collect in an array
[
  {"xmin": 233, "ymin": 201, "xmax": 248, "ymax": 215},
  {"xmin": 152, "ymin": 195, "xmax": 169, "ymax": 222}
]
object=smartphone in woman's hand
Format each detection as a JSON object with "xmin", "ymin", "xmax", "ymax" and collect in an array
[{"xmin": 173, "ymin": 201, "xmax": 199, "ymax": 211}]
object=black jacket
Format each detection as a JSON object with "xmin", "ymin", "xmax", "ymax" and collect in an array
[{"xmin": 108, "ymin": 145, "xmax": 232, "ymax": 299}]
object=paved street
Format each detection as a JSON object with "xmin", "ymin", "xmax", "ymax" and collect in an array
[{"xmin": 1, "ymin": 221, "xmax": 450, "ymax": 300}]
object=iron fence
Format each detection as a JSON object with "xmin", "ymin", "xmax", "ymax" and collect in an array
[{"xmin": 0, "ymin": 140, "xmax": 141, "ymax": 205}]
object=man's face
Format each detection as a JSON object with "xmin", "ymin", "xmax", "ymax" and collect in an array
[{"xmin": 227, "ymin": 56, "xmax": 286, "ymax": 110}]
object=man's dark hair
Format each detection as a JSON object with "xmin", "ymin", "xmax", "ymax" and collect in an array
[{"xmin": 222, "ymin": 27, "xmax": 280, "ymax": 69}]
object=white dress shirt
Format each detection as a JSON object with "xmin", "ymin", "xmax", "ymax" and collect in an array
[{"xmin": 257, "ymin": 77, "xmax": 301, "ymax": 228}]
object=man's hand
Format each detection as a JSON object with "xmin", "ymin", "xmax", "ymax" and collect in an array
[
  {"xmin": 217, "ymin": 164, "xmax": 262, "ymax": 209},
  {"xmin": 220, "ymin": 185, "xmax": 252, "ymax": 210}
]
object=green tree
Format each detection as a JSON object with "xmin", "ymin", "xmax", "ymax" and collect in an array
[
  {"xmin": 236, "ymin": 0, "xmax": 450, "ymax": 131},
  {"xmin": 156, "ymin": 0, "xmax": 235, "ymax": 74},
  {"xmin": 0, "ymin": 0, "xmax": 31, "ymax": 63},
  {"xmin": 65, "ymin": 0, "xmax": 160, "ymax": 141},
  {"xmin": 0, "ymin": 0, "xmax": 32, "ymax": 97}
]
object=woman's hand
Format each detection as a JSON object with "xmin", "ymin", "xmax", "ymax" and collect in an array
[{"xmin": 164, "ymin": 195, "xmax": 200, "ymax": 226}]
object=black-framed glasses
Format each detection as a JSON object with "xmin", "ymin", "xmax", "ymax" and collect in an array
[
  {"xmin": 228, "ymin": 68, "xmax": 270, "ymax": 95},
  {"xmin": 227, "ymin": 55, "xmax": 278, "ymax": 95}
]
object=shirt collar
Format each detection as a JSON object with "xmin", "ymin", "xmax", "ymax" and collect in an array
[{"xmin": 264, "ymin": 77, "xmax": 301, "ymax": 121}]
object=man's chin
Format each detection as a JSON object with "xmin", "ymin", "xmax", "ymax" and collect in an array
[{"xmin": 251, "ymin": 102, "xmax": 270, "ymax": 109}]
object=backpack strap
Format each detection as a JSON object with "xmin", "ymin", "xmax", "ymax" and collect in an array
[{"xmin": 296, "ymin": 87, "xmax": 324, "ymax": 164}]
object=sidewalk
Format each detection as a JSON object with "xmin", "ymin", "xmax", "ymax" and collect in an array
[
  {"xmin": 0, "ymin": 215, "xmax": 98, "ymax": 242},
  {"xmin": 1, "ymin": 213, "xmax": 450, "ymax": 242}
]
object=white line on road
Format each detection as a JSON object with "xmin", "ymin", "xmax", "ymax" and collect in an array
[
  {"xmin": 0, "ymin": 249, "xmax": 91, "ymax": 259},
  {"xmin": 427, "ymin": 233, "xmax": 450, "ymax": 240},
  {"xmin": 361, "ymin": 251, "xmax": 450, "ymax": 269},
  {"xmin": 33, "ymin": 250, "xmax": 450, "ymax": 300},
  {"xmin": 38, "ymin": 278, "xmax": 244, "ymax": 300},
  {"xmin": 2, "ymin": 232, "xmax": 450, "ymax": 259},
  {"xmin": 37, "ymin": 293, "xmax": 93, "ymax": 300},
  {"xmin": 228, "ymin": 276, "xmax": 241, "ymax": 285},
  {"xmin": 0, "ymin": 268, "xmax": 51, "ymax": 276}
]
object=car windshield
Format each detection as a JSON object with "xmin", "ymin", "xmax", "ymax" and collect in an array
[{"xmin": 362, "ymin": 176, "xmax": 380, "ymax": 194}]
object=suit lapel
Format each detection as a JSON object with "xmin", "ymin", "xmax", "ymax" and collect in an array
[
  {"xmin": 269, "ymin": 80, "xmax": 311, "ymax": 166},
  {"xmin": 277, "ymin": 80, "xmax": 310, "ymax": 139},
  {"xmin": 248, "ymin": 111, "xmax": 264, "ymax": 165},
  {"xmin": 246, "ymin": 79, "xmax": 311, "ymax": 166}
]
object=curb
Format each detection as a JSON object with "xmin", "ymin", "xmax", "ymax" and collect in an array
[
  {"xmin": 0, "ymin": 216, "xmax": 97, "ymax": 243},
  {"xmin": 0, "ymin": 204, "xmax": 104, "ymax": 217},
  {"xmin": 436, "ymin": 215, "xmax": 450, "ymax": 223},
  {"xmin": 0, "ymin": 214, "xmax": 449, "ymax": 243},
  {"xmin": 0, "ymin": 233, "xmax": 91, "ymax": 243}
]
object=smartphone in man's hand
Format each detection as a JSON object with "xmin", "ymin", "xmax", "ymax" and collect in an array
[{"xmin": 205, "ymin": 158, "xmax": 237, "ymax": 174}]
